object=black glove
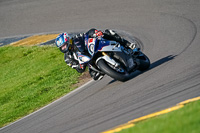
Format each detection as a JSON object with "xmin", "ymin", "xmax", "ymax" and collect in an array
[{"xmin": 70, "ymin": 59, "xmax": 79, "ymax": 68}]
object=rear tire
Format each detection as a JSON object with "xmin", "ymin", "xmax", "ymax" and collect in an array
[{"xmin": 137, "ymin": 53, "xmax": 150, "ymax": 71}]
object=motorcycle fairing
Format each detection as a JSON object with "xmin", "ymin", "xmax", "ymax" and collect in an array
[
  {"xmin": 97, "ymin": 39, "xmax": 121, "ymax": 52},
  {"xmin": 85, "ymin": 35, "xmax": 122, "ymax": 56}
]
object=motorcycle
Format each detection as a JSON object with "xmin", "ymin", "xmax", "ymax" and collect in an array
[{"xmin": 73, "ymin": 35, "xmax": 150, "ymax": 81}]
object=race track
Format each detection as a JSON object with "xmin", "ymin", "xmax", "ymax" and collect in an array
[{"xmin": 1, "ymin": 0, "xmax": 200, "ymax": 133}]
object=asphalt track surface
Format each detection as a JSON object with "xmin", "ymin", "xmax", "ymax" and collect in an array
[{"xmin": 0, "ymin": 0, "xmax": 200, "ymax": 133}]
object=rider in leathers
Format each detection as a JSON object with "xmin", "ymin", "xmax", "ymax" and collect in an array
[{"xmin": 55, "ymin": 28, "xmax": 135, "ymax": 80}]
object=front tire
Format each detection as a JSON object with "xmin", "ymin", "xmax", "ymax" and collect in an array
[{"xmin": 97, "ymin": 59, "xmax": 130, "ymax": 81}]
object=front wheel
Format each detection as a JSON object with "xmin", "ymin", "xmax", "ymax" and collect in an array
[{"xmin": 97, "ymin": 59, "xmax": 130, "ymax": 81}]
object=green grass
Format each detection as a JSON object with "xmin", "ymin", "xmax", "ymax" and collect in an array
[
  {"xmin": 0, "ymin": 46, "xmax": 82, "ymax": 127},
  {"xmin": 118, "ymin": 101, "xmax": 200, "ymax": 133}
]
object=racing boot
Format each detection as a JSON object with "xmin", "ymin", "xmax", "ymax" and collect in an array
[
  {"xmin": 126, "ymin": 42, "xmax": 136, "ymax": 49},
  {"xmin": 104, "ymin": 29, "xmax": 122, "ymax": 43},
  {"xmin": 104, "ymin": 29, "xmax": 136, "ymax": 49}
]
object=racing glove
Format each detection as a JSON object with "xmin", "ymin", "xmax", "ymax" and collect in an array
[{"xmin": 70, "ymin": 60, "xmax": 79, "ymax": 69}]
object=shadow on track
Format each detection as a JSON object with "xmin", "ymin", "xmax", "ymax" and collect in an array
[
  {"xmin": 108, "ymin": 55, "xmax": 177, "ymax": 84},
  {"xmin": 149, "ymin": 55, "xmax": 177, "ymax": 70}
]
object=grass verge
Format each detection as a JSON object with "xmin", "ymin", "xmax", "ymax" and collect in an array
[
  {"xmin": 0, "ymin": 46, "xmax": 84, "ymax": 127},
  {"xmin": 118, "ymin": 100, "xmax": 200, "ymax": 133}
]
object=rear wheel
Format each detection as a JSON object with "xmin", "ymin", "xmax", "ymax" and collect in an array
[{"xmin": 137, "ymin": 53, "xmax": 150, "ymax": 71}]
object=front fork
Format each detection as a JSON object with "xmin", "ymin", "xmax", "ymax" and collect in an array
[{"xmin": 96, "ymin": 52, "xmax": 120, "ymax": 68}]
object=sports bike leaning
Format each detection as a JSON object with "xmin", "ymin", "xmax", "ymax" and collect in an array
[{"xmin": 73, "ymin": 35, "xmax": 150, "ymax": 81}]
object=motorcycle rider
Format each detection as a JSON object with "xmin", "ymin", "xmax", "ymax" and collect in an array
[{"xmin": 55, "ymin": 28, "xmax": 136, "ymax": 80}]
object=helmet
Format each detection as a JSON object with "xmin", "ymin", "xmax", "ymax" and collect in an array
[{"xmin": 55, "ymin": 32, "xmax": 71, "ymax": 53}]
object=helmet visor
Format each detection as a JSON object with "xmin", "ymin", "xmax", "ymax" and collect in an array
[
  {"xmin": 56, "ymin": 36, "xmax": 65, "ymax": 47},
  {"xmin": 61, "ymin": 42, "xmax": 69, "ymax": 51}
]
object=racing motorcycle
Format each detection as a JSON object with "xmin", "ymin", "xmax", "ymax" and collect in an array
[{"xmin": 73, "ymin": 35, "xmax": 150, "ymax": 81}]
